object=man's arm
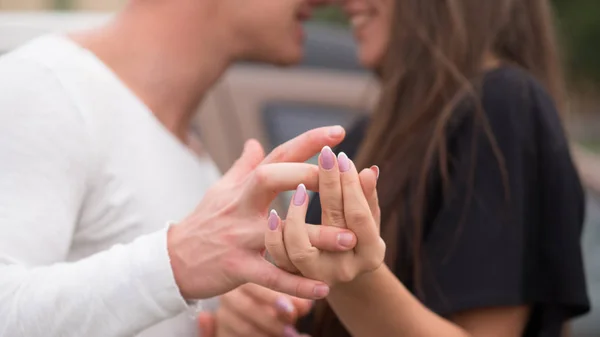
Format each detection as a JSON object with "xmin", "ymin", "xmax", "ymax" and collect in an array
[
  {"xmin": 0, "ymin": 230, "xmax": 190, "ymax": 337},
  {"xmin": 0, "ymin": 57, "xmax": 191, "ymax": 337}
]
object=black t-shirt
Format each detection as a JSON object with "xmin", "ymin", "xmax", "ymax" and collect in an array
[{"xmin": 299, "ymin": 66, "xmax": 590, "ymax": 336}]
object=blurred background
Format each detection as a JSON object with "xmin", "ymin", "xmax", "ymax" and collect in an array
[
  {"xmin": 0, "ymin": 1, "xmax": 599, "ymax": 336},
  {"xmin": 1, "ymin": 0, "xmax": 598, "ymax": 154}
]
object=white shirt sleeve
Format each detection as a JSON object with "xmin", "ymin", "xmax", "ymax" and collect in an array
[{"xmin": 0, "ymin": 56, "xmax": 188, "ymax": 336}]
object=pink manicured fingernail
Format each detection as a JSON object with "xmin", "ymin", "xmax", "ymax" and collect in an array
[
  {"xmin": 313, "ymin": 284, "xmax": 330, "ymax": 298},
  {"xmin": 328, "ymin": 125, "xmax": 344, "ymax": 138},
  {"xmin": 275, "ymin": 296, "xmax": 294, "ymax": 313},
  {"xmin": 337, "ymin": 233, "xmax": 354, "ymax": 248},
  {"xmin": 293, "ymin": 184, "xmax": 307, "ymax": 206},
  {"xmin": 284, "ymin": 325, "xmax": 300, "ymax": 337},
  {"xmin": 320, "ymin": 146, "xmax": 335, "ymax": 170},
  {"xmin": 371, "ymin": 165, "xmax": 380, "ymax": 179},
  {"xmin": 338, "ymin": 152, "xmax": 350, "ymax": 172},
  {"xmin": 268, "ymin": 209, "xmax": 278, "ymax": 231}
]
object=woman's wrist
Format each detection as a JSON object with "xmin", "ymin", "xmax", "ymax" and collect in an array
[{"xmin": 330, "ymin": 263, "xmax": 387, "ymax": 293}]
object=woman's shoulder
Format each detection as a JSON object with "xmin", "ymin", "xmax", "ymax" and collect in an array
[
  {"xmin": 482, "ymin": 64, "xmax": 547, "ymax": 98},
  {"xmin": 447, "ymin": 65, "xmax": 568, "ymax": 154},
  {"xmin": 480, "ymin": 65, "xmax": 571, "ymax": 151},
  {"xmin": 479, "ymin": 65, "xmax": 559, "ymax": 126}
]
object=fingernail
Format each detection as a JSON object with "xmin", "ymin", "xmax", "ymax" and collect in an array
[
  {"xmin": 338, "ymin": 152, "xmax": 350, "ymax": 172},
  {"xmin": 320, "ymin": 146, "xmax": 335, "ymax": 170},
  {"xmin": 313, "ymin": 284, "xmax": 330, "ymax": 298},
  {"xmin": 293, "ymin": 184, "xmax": 307, "ymax": 206},
  {"xmin": 284, "ymin": 325, "xmax": 300, "ymax": 337},
  {"xmin": 275, "ymin": 296, "xmax": 294, "ymax": 314},
  {"xmin": 328, "ymin": 125, "xmax": 344, "ymax": 138},
  {"xmin": 268, "ymin": 209, "xmax": 278, "ymax": 231},
  {"xmin": 337, "ymin": 232, "xmax": 354, "ymax": 248},
  {"xmin": 370, "ymin": 165, "xmax": 380, "ymax": 179}
]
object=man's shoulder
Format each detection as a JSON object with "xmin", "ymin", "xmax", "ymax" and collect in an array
[
  {"xmin": 0, "ymin": 56, "xmax": 67, "ymax": 111},
  {"xmin": 0, "ymin": 34, "xmax": 86, "ymax": 89},
  {"xmin": 0, "ymin": 36, "xmax": 89, "ymax": 130},
  {"xmin": 0, "ymin": 36, "xmax": 62, "ymax": 86},
  {"xmin": 1, "ymin": 34, "xmax": 74, "ymax": 65}
]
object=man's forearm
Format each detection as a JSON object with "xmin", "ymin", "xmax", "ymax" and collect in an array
[
  {"xmin": 0, "ymin": 229, "xmax": 188, "ymax": 337},
  {"xmin": 326, "ymin": 265, "xmax": 469, "ymax": 337}
]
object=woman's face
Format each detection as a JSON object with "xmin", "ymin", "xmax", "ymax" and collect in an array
[{"xmin": 341, "ymin": 0, "xmax": 393, "ymax": 69}]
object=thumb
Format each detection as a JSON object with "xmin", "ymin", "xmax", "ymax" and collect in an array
[
  {"xmin": 223, "ymin": 139, "xmax": 265, "ymax": 182},
  {"xmin": 197, "ymin": 312, "xmax": 217, "ymax": 337}
]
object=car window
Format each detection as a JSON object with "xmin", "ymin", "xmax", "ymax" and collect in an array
[{"xmin": 262, "ymin": 102, "xmax": 366, "ymax": 205}]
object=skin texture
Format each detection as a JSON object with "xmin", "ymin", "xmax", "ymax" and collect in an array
[
  {"xmin": 343, "ymin": 0, "xmax": 392, "ymax": 68},
  {"xmin": 167, "ymin": 130, "xmax": 359, "ymax": 300},
  {"xmin": 199, "ymin": 149, "xmax": 383, "ymax": 337},
  {"xmin": 266, "ymin": 152, "xmax": 384, "ymax": 287}
]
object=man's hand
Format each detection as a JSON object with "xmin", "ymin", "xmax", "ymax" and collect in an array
[{"xmin": 167, "ymin": 126, "xmax": 357, "ymax": 300}]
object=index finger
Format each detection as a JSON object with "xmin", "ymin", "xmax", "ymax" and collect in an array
[
  {"xmin": 244, "ymin": 163, "xmax": 319, "ymax": 211},
  {"xmin": 262, "ymin": 126, "xmax": 345, "ymax": 165},
  {"xmin": 245, "ymin": 258, "xmax": 330, "ymax": 300}
]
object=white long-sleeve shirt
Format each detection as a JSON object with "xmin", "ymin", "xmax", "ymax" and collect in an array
[{"xmin": 0, "ymin": 34, "xmax": 222, "ymax": 337}]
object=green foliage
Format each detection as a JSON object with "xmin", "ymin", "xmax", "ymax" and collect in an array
[
  {"xmin": 581, "ymin": 139, "xmax": 600, "ymax": 154},
  {"xmin": 53, "ymin": 0, "xmax": 73, "ymax": 10},
  {"xmin": 312, "ymin": 6, "xmax": 348, "ymax": 26},
  {"xmin": 552, "ymin": 0, "xmax": 600, "ymax": 85}
]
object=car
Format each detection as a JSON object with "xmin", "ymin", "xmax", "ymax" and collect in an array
[{"xmin": 1, "ymin": 11, "xmax": 599, "ymax": 336}]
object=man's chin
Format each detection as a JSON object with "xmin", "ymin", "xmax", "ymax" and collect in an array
[
  {"xmin": 271, "ymin": 51, "xmax": 304, "ymax": 67},
  {"xmin": 244, "ymin": 49, "xmax": 303, "ymax": 67},
  {"xmin": 274, "ymin": 57, "xmax": 303, "ymax": 67}
]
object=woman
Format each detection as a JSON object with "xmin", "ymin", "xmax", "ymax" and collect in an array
[
  {"xmin": 294, "ymin": 0, "xmax": 589, "ymax": 335},
  {"xmin": 204, "ymin": 0, "xmax": 590, "ymax": 336}
]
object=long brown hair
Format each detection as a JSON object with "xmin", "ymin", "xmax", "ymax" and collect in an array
[{"xmin": 312, "ymin": 0, "xmax": 565, "ymax": 336}]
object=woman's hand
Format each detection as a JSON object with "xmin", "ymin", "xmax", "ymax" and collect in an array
[
  {"xmin": 216, "ymin": 284, "xmax": 311, "ymax": 337},
  {"xmin": 198, "ymin": 284, "xmax": 312, "ymax": 337},
  {"xmin": 168, "ymin": 126, "xmax": 364, "ymax": 301},
  {"xmin": 265, "ymin": 146, "xmax": 385, "ymax": 287}
]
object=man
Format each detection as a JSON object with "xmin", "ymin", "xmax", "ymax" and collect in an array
[{"xmin": 0, "ymin": 0, "xmax": 352, "ymax": 336}]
